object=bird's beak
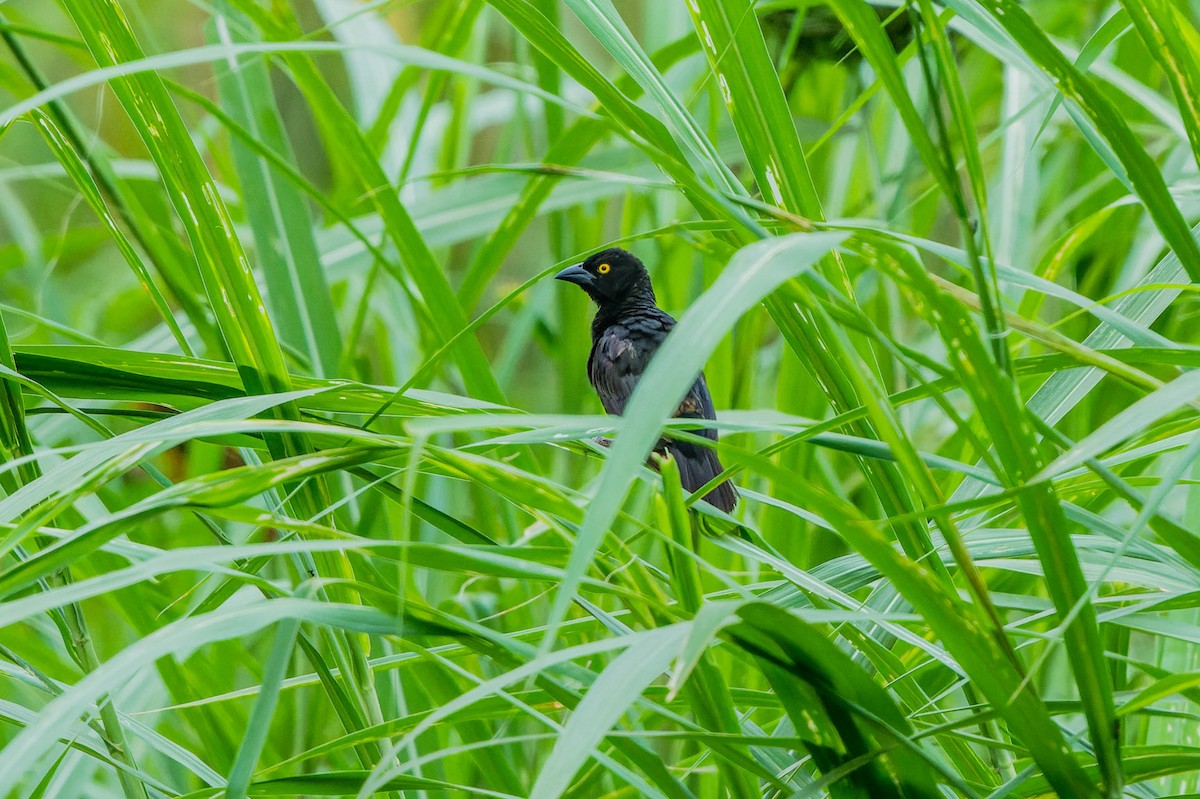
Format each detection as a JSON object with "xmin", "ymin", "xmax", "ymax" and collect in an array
[{"xmin": 554, "ymin": 264, "xmax": 594, "ymax": 287}]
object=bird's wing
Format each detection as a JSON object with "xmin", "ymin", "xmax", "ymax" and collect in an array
[
  {"xmin": 585, "ymin": 312, "xmax": 736, "ymax": 510},
  {"xmin": 589, "ymin": 330, "xmax": 718, "ymax": 435},
  {"xmin": 675, "ymin": 372, "xmax": 719, "ymax": 441},
  {"xmin": 588, "ymin": 324, "xmax": 654, "ymax": 415},
  {"xmin": 665, "ymin": 372, "xmax": 735, "ymax": 509}
]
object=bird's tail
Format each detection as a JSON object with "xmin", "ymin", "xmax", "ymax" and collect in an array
[{"xmin": 668, "ymin": 443, "xmax": 738, "ymax": 513}]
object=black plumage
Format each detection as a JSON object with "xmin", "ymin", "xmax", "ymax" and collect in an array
[{"xmin": 555, "ymin": 248, "xmax": 737, "ymax": 512}]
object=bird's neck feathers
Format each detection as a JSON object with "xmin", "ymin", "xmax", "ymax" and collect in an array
[{"xmin": 593, "ymin": 278, "xmax": 657, "ymax": 323}]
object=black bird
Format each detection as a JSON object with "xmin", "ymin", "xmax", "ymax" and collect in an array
[{"xmin": 555, "ymin": 248, "xmax": 737, "ymax": 512}]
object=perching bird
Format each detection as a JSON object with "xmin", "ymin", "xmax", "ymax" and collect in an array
[{"xmin": 555, "ymin": 247, "xmax": 737, "ymax": 512}]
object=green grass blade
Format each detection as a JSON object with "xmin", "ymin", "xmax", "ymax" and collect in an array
[
  {"xmin": 64, "ymin": 0, "xmax": 291, "ymax": 393},
  {"xmin": 29, "ymin": 108, "xmax": 194, "ymax": 357},
  {"xmin": 211, "ymin": 9, "xmax": 342, "ymax": 378},
  {"xmin": 564, "ymin": 0, "xmax": 742, "ymax": 196},
  {"xmin": 877, "ymin": 240, "xmax": 1121, "ymax": 798},
  {"xmin": 220, "ymin": 2, "xmax": 506, "ymax": 403},
  {"xmin": 729, "ymin": 602, "xmax": 946, "ymax": 798},
  {"xmin": 1119, "ymin": 0, "xmax": 1200, "ymax": 172},
  {"xmin": 688, "ymin": 0, "xmax": 823, "ymax": 216},
  {"xmin": 958, "ymin": 0, "xmax": 1200, "ymax": 282},
  {"xmin": 224, "ymin": 613, "xmax": 302, "ymax": 799},
  {"xmin": 528, "ymin": 625, "xmax": 689, "ymax": 799}
]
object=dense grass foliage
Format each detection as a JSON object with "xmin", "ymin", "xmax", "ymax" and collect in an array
[{"xmin": 1, "ymin": 0, "xmax": 1199, "ymax": 796}]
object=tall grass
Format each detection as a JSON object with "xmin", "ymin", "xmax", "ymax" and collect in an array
[{"xmin": 0, "ymin": 0, "xmax": 1198, "ymax": 797}]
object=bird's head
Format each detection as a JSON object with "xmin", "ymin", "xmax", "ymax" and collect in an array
[{"xmin": 554, "ymin": 247, "xmax": 653, "ymax": 306}]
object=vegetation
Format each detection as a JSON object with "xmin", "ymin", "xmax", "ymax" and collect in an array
[{"xmin": 1, "ymin": 0, "xmax": 1199, "ymax": 796}]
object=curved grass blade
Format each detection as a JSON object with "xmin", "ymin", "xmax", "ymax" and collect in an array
[
  {"xmin": 0, "ymin": 599, "xmax": 421, "ymax": 788},
  {"xmin": 956, "ymin": 0, "xmax": 1200, "ymax": 282},
  {"xmin": 874, "ymin": 239, "xmax": 1119, "ymax": 798},
  {"xmin": 688, "ymin": 0, "xmax": 823, "ymax": 217},
  {"xmin": 728, "ymin": 602, "xmax": 946, "ymax": 798},
  {"xmin": 565, "ymin": 0, "xmax": 743, "ymax": 196},
  {"xmin": 29, "ymin": 109, "xmax": 193, "ymax": 356},
  {"xmin": 528, "ymin": 624, "xmax": 689, "ymax": 799},
  {"xmin": 1119, "ymin": 0, "xmax": 1200, "ymax": 172},
  {"xmin": 211, "ymin": 10, "xmax": 341, "ymax": 378}
]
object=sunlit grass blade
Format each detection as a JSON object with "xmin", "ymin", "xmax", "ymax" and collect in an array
[
  {"xmin": 687, "ymin": 0, "xmax": 823, "ymax": 216},
  {"xmin": 528, "ymin": 624, "xmax": 689, "ymax": 799},
  {"xmin": 957, "ymin": 0, "xmax": 1200, "ymax": 281},
  {"xmin": 211, "ymin": 7, "xmax": 341, "ymax": 378},
  {"xmin": 64, "ymin": 1, "xmax": 291, "ymax": 393},
  {"xmin": 875, "ymin": 239, "xmax": 1120, "ymax": 797},
  {"xmin": 1119, "ymin": 0, "xmax": 1200, "ymax": 172},
  {"xmin": 29, "ymin": 108, "xmax": 193, "ymax": 357}
]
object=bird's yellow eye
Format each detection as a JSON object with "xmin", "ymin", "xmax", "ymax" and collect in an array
[{"xmin": 597, "ymin": 263, "xmax": 611, "ymax": 275}]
